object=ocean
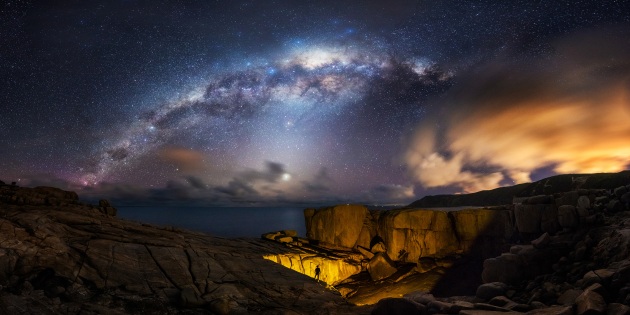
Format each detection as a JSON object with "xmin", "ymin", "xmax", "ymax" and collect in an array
[{"xmin": 116, "ymin": 206, "xmax": 307, "ymax": 238}]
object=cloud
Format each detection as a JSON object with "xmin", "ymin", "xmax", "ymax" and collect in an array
[
  {"xmin": 405, "ymin": 27, "xmax": 630, "ymax": 193},
  {"xmin": 159, "ymin": 147, "xmax": 207, "ymax": 173},
  {"xmin": 361, "ymin": 184, "xmax": 416, "ymax": 204},
  {"xmin": 214, "ymin": 161, "xmax": 287, "ymax": 198},
  {"xmin": 215, "ymin": 178, "xmax": 259, "ymax": 197},
  {"xmin": 301, "ymin": 167, "xmax": 334, "ymax": 193}
]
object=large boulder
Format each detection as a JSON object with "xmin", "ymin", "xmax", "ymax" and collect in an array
[
  {"xmin": 482, "ymin": 253, "xmax": 522, "ymax": 284},
  {"xmin": 476, "ymin": 282, "xmax": 508, "ymax": 300},
  {"xmin": 450, "ymin": 208, "xmax": 515, "ymax": 257},
  {"xmin": 615, "ymin": 186, "xmax": 629, "ymax": 198},
  {"xmin": 378, "ymin": 209, "xmax": 458, "ymax": 262},
  {"xmin": 514, "ymin": 204, "xmax": 559, "ymax": 239},
  {"xmin": 575, "ymin": 289, "xmax": 606, "ymax": 315},
  {"xmin": 555, "ymin": 191, "xmax": 580, "ymax": 208},
  {"xmin": 356, "ymin": 210, "xmax": 380, "ymax": 249},
  {"xmin": 306, "ymin": 205, "xmax": 368, "ymax": 248},
  {"xmin": 577, "ymin": 195, "xmax": 591, "ymax": 213},
  {"xmin": 621, "ymin": 192, "xmax": 630, "ymax": 209},
  {"xmin": 367, "ymin": 252, "xmax": 398, "ymax": 281},
  {"xmin": 482, "ymin": 244, "xmax": 565, "ymax": 284},
  {"xmin": 557, "ymin": 205, "xmax": 579, "ymax": 229},
  {"xmin": 98, "ymin": 199, "xmax": 117, "ymax": 216}
]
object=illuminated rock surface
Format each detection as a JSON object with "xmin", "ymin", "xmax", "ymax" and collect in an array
[
  {"xmin": 305, "ymin": 204, "xmax": 368, "ymax": 248},
  {"xmin": 262, "ymin": 248, "xmax": 363, "ymax": 285},
  {"xmin": 366, "ymin": 252, "xmax": 397, "ymax": 281},
  {"xmin": 378, "ymin": 208, "xmax": 460, "ymax": 263}
]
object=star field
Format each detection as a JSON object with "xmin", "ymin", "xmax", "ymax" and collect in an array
[{"xmin": 1, "ymin": 1, "xmax": 629, "ymax": 205}]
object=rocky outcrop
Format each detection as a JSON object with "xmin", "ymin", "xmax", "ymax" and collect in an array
[
  {"xmin": 367, "ymin": 252, "xmax": 397, "ymax": 281},
  {"xmin": 261, "ymin": 229, "xmax": 297, "ymax": 243},
  {"xmin": 356, "ymin": 210, "xmax": 380, "ymax": 249},
  {"xmin": 97, "ymin": 199, "xmax": 117, "ymax": 216},
  {"xmin": 305, "ymin": 204, "xmax": 368, "ymax": 248},
  {"xmin": 378, "ymin": 208, "xmax": 459, "ymax": 263},
  {"xmin": 306, "ymin": 206, "xmax": 515, "ymax": 264},
  {"xmin": 0, "ymin": 186, "xmax": 369, "ymax": 314},
  {"xmin": 450, "ymin": 208, "xmax": 515, "ymax": 257},
  {"xmin": 262, "ymin": 246, "xmax": 363, "ymax": 285},
  {"xmin": 0, "ymin": 185, "xmax": 79, "ymax": 206}
]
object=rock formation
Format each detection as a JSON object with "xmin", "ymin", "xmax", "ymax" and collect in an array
[
  {"xmin": 378, "ymin": 208, "xmax": 459, "ymax": 262},
  {"xmin": 292, "ymin": 173, "xmax": 630, "ymax": 311},
  {"xmin": 305, "ymin": 204, "xmax": 368, "ymax": 248},
  {"xmin": 0, "ymin": 185, "xmax": 369, "ymax": 314},
  {"xmin": 305, "ymin": 206, "xmax": 515, "ymax": 264},
  {"xmin": 2, "ymin": 171, "xmax": 630, "ymax": 314}
]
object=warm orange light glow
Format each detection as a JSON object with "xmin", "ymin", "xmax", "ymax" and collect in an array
[
  {"xmin": 407, "ymin": 86, "xmax": 630, "ymax": 192},
  {"xmin": 263, "ymin": 253, "xmax": 361, "ymax": 286},
  {"xmin": 406, "ymin": 28, "xmax": 630, "ymax": 192}
]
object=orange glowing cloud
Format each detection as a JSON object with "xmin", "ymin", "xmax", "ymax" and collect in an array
[{"xmin": 406, "ymin": 29, "xmax": 630, "ymax": 192}]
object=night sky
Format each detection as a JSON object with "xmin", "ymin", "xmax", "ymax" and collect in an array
[{"xmin": 2, "ymin": 1, "xmax": 630, "ymax": 206}]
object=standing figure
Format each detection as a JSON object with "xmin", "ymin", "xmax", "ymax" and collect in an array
[{"xmin": 314, "ymin": 265, "xmax": 321, "ymax": 281}]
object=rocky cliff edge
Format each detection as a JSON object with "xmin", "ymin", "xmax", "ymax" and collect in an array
[{"xmin": 0, "ymin": 183, "xmax": 369, "ymax": 314}]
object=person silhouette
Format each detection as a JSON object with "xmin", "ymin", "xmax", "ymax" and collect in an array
[{"xmin": 314, "ymin": 265, "xmax": 321, "ymax": 281}]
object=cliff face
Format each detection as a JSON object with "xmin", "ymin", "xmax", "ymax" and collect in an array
[
  {"xmin": 0, "ymin": 185, "xmax": 368, "ymax": 314},
  {"xmin": 306, "ymin": 206, "xmax": 515, "ymax": 263},
  {"xmin": 305, "ymin": 204, "xmax": 368, "ymax": 248},
  {"xmin": 296, "ymin": 179, "xmax": 630, "ymax": 307},
  {"xmin": 378, "ymin": 209, "xmax": 460, "ymax": 262},
  {"xmin": 304, "ymin": 190, "xmax": 630, "ymax": 270}
]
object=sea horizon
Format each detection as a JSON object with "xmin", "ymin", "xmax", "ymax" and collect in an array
[{"xmin": 116, "ymin": 205, "xmax": 309, "ymax": 238}]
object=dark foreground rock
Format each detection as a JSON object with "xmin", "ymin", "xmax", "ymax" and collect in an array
[{"xmin": 0, "ymin": 185, "xmax": 370, "ymax": 314}]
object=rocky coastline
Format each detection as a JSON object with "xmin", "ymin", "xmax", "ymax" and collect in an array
[
  {"xmin": 0, "ymin": 182, "xmax": 368, "ymax": 314},
  {"xmin": 1, "ymin": 171, "xmax": 630, "ymax": 314}
]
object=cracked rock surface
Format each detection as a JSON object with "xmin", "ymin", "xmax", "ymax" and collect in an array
[{"xmin": 0, "ymin": 185, "xmax": 370, "ymax": 314}]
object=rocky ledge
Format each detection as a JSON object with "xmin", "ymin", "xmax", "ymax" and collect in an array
[{"xmin": 0, "ymin": 183, "xmax": 369, "ymax": 314}]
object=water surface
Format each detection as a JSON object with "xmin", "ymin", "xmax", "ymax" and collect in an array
[{"xmin": 117, "ymin": 206, "xmax": 306, "ymax": 238}]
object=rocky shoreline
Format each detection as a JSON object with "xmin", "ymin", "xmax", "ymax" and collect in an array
[
  {"xmin": 1, "ymin": 172, "xmax": 630, "ymax": 314},
  {"xmin": 0, "ymin": 183, "xmax": 369, "ymax": 314}
]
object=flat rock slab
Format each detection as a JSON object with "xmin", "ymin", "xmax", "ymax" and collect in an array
[{"xmin": 0, "ymin": 201, "xmax": 371, "ymax": 314}]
